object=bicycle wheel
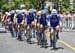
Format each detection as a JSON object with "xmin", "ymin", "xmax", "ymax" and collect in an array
[
  {"xmin": 52, "ymin": 30, "xmax": 57, "ymax": 50},
  {"xmin": 53, "ymin": 42, "xmax": 56, "ymax": 50}
]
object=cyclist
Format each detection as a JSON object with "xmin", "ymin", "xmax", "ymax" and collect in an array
[
  {"xmin": 16, "ymin": 10, "xmax": 25, "ymax": 41},
  {"xmin": 2, "ymin": 12, "xmax": 10, "ymax": 30},
  {"xmin": 48, "ymin": 9, "xmax": 62, "ymax": 47},
  {"xmin": 9, "ymin": 10, "xmax": 16, "ymax": 37},
  {"xmin": 36, "ymin": 11, "xmax": 42, "ymax": 45},
  {"xmin": 26, "ymin": 9, "xmax": 35, "ymax": 43},
  {"xmin": 38, "ymin": 10, "xmax": 48, "ymax": 48}
]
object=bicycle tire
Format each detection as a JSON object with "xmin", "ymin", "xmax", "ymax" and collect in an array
[
  {"xmin": 53, "ymin": 42, "xmax": 56, "ymax": 50},
  {"xmin": 52, "ymin": 30, "xmax": 57, "ymax": 50}
]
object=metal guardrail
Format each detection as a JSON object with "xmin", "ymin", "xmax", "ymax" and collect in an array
[{"xmin": 62, "ymin": 16, "xmax": 75, "ymax": 30}]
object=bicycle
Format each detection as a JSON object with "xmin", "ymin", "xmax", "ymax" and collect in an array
[
  {"xmin": 50, "ymin": 27, "xmax": 58, "ymax": 51},
  {"xmin": 26, "ymin": 25, "xmax": 32, "ymax": 43},
  {"xmin": 41, "ymin": 26, "xmax": 48, "ymax": 48},
  {"xmin": 17, "ymin": 24, "xmax": 24, "ymax": 41},
  {"xmin": 37, "ymin": 25, "xmax": 48, "ymax": 48}
]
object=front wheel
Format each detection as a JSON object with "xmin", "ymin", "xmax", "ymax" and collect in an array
[
  {"xmin": 53, "ymin": 42, "xmax": 56, "ymax": 50},
  {"xmin": 52, "ymin": 31, "xmax": 57, "ymax": 50}
]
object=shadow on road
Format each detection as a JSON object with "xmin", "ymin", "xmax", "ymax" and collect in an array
[{"xmin": 51, "ymin": 47, "xmax": 64, "ymax": 51}]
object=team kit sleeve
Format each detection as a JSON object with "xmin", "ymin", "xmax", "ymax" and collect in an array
[{"xmin": 58, "ymin": 15, "xmax": 62, "ymax": 27}]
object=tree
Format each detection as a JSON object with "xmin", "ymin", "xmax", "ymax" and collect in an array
[{"xmin": 1, "ymin": 0, "xmax": 74, "ymax": 12}]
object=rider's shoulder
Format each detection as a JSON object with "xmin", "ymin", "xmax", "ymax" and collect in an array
[
  {"xmin": 56, "ymin": 14, "xmax": 61, "ymax": 19},
  {"xmin": 57, "ymin": 14, "xmax": 60, "ymax": 16},
  {"xmin": 48, "ymin": 14, "xmax": 53, "ymax": 19},
  {"xmin": 48, "ymin": 14, "xmax": 52, "ymax": 18}
]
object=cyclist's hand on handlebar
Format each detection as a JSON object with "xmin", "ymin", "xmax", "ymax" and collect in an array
[
  {"xmin": 27, "ymin": 26, "xmax": 30, "ymax": 29},
  {"xmin": 37, "ymin": 23, "xmax": 40, "ymax": 27},
  {"xmin": 21, "ymin": 20, "xmax": 25, "ymax": 24},
  {"xmin": 40, "ymin": 24, "xmax": 43, "ymax": 28}
]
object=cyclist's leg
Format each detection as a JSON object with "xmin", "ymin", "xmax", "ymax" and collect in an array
[
  {"xmin": 50, "ymin": 28, "xmax": 54, "ymax": 47},
  {"xmin": 2, "ymin": 21, "xmax": 5, "ymax": 27},
  {"xmin": 38, "ymin": 24, "xmax": 43, "ymax": 46},
  {"xmin": 36, "ymin": 23, "xmax": 42, "ymax": 45},
  {"xmin": 36, "ymin": 26, "xmax": 41, "ymax": 45},
  {"xmin": 56, "ymin": 26, "xmax": 60, "ymax": 40},
  {"xmin": 36, "ymin": 25, "xmax": 42, "ymax": 45},
  {"xmin": 5, "ymin": 21, "xmax": 8, "ymax": 30},
  {"xmin": 23, "ymin": 25, "xmax": 26, "ymax": 34},
  {"xmin": 15, "ymin": 24, "xmax": 18, "ymax": 37},
  {"xmin": 26, "ymin": 25, "xmax": 31, "ymax": 42},
  {"xmin": 40, "ymin": 27, "xmax": 47, "ymax": 47},
  {"xmin": 36, "ymin": 29, "xmax": 40, "ymax": 45},
  {"xmin": 17, "ymin": 24, "xmax": 20, "ymax": 39},
  {"xmin": 39, "ymin": 30, "xmax": 42, "ymax": 45},
  {"xmin": 26, "ymin": 25, "xmax": 29, "ymax": 42},
  {"xmin": 44, "ymin": 27, "xmax": 48, "ymax": 45},
  {"xmin": 42, "ymin": 27, "xmax": 48, "ymax": 47},
  {"xmin": 17, "ymin": 24, "xmax": 23, "ymax": 41},
  {"xmin": 13, "ymin": 24, "xmax": 17, "ymax": 37},
  {"xmin": 7, "ymin": 21, "xmax": 11, "ymax": 33},
  {"xmin": 3, "ymin": 21, "xmax": 7, "ymax": 31},
  {"xmin": 29, "ymin": 26, "xmax": 32, "ymax": 43},
  {"xmin": 11, "ymin": 23, "xmax": 16, "ymax": 37},
  {"xmin": 31, "ymin": 21, "xmax": 35, "ymax": 38},
  {"xmin": 14, "ymin": 23, "xmax": 18, "ymax": 37},
  {"xmin": 21, "ymin": 23, "xmax": 27, "ymax": 40}
]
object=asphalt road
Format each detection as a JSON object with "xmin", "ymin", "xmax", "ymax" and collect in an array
[{"xmin": 0, "ymin": 26, "xmax": 75, "ymax": 53}]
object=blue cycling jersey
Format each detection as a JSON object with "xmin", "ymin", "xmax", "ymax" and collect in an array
[
  {"xmin": 26, "ymin": 13, "xmax": 35, "ymax": 25},
  {"xmin": 33, "ymin": 13, "xmax": 36, "ymax": 18},
  {"xmin": 38, "ymin": 15, "xmax": 47, "ymax": 26},
  {"xmin": 9, "ymin": 14, "xmax": 14, "ymax": 22},
  {"xmin": 16, "ymin": 13, "xmax": 24, "ymax": 24},
  {"xmin": 48, "ymin": 15, "xmax": 61, "ymax": 27}
]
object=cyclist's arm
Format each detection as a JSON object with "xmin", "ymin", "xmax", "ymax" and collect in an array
[
  {"xmin": 13, "ymin": 14, "xmax": 17, "ymax": 24},
  {"xmin": 2, "ymin": 15, "xmax": 6, "ymax": 22},
  {"xmin": 34, "ymin": 18, "xmax": 37, "ymax": 26},
  {"xmin": 47, "ymin": 16, "xmax": 51, "ymax": 28},
  {"xmin": 56, "ymin": 16, "xmax": 62, "ymax": 31},
  {"xmin": 37, "ymin": 17, "xmax": 43, "ymax": 28},
  {"xmin": 59, "ymin": 21, "xmax": 62, "ymax": 27}
]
